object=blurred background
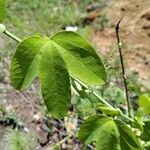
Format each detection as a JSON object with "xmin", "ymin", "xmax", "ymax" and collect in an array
[{"xmin": 0, "ymin": 0, "xmax": 150, "ymax": 149}]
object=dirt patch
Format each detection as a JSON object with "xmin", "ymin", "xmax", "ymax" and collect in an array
[{"xmin": 91, "ymin": 0, "xmax": 150, "ymax": 89}]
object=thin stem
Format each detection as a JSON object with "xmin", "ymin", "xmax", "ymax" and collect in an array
[
  {"xmin": 73, "ymin": 77, "xmax": 113, "ymax": 108},
  {"xmin": 50, "ymin": 135, "xmax": 72, "ymax": 150},
  {"xmin": 4, "ymin": 29, "xmax": 134, "ymax": 123},
  {"xmin": 4, "ymin": 30, "xmax": 21, "ymax": 43},
  {"xmin": 73, "ymin": 77, "xmax": 134, "ymax": 123},
  {"xmin": 120, "ymin": 113, "xmax": 134, "ymax": 123},
  {"xmin": 115, "ymin": 18, "xmax": 132, "ymax": 118}
]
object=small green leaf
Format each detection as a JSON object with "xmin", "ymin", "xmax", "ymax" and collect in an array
[
  {"xmin": 51, "ymin": 31, "xmax": 106, "ymax": 85},
  {"xmin": 39, "ymin": 41, "xmax": 71, "ymax": 118},
  {"xmin": 0, "ymin": 23, "xmax": 5, "ymax": 35},
  {"xmin": 0, "ymin": 0, "xmax": 5, "ymax": 22},
  {"xmin": 98, "ymin": 107, "xmax": 121, "ymax": 116},
  {"xmin": 139, "ymin": 94, "xmax": 150, "ymax": 115},
  {"xmin": 78, "ymin": 115, "xmax": 120, "ymax": 150},
  {"xmin": 140, "ymin": 120, "xmax": 150, "ymax": 142},
  {"xmin": 78, "ymin": 115, "xmax": 143, "ymax": 150}
]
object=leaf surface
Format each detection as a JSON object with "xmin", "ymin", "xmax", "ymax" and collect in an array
[
  {"xmin": 10, "ymin": 35, "xmax": 49, "ymax": 90},
  {"xmin": 51, "ymin": 31, "xmax": 106, "ymax": 85},
  {"xmin": 78, "ymin": 115, "xmax": 120, "ymax": 150},
  {"xmin": 39, "ymin": 41, "xmax": 71, "ymax": 118},
  {"xmin": 11, "ymin": 35, "xmax": 71, "ymax": 118}
]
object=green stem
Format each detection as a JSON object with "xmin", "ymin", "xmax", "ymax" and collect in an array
[
  {"xmin": 4, "ymin": 29, "xmax": 134, "ymax": 123},
  {"xmin": 73, "ymin": 77, "xmax": 113, "ymax": 108},
  {"xmin": 73, "ymin": 77, "xmax": 134, "ymax": 123},
  {"xmin": 120, "ymin": 113, "xmax": 134, "ymax": 122},
  {"xmin": 4, "ymin": 30, "xmax": 21, "ymax": 43}
]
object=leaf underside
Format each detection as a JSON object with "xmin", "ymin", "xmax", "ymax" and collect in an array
[
  {"xmin": 78, "ymin": 115, "xmax": 143, "ymax": 150},
  {"xmin": 39, "ymin": 41, "xmax": 71, "ymax": 118},
  {"xmin": 10, "ymin": 35, "xmax": 49, "ymax": 90},
  {"xmin": 10, "ymin": 31, "xmax": 106, "ymax": 118}
]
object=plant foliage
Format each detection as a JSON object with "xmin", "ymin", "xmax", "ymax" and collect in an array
[
  {"xmin": 139, "ymin": 94, "xmax": 150, "ymax": 115},
  {"xmin": 1, "ymin": 1, "xmax": 150, "ymax": 149},
  {"xmin": 78, "ymin": 115, "xmax": 144, "ymax": 150},
  {"xmin": 10, "ymin": 32, "xmax": 106, "ymax": 118},
  {"xmin": 1, "ymin": 129, "xmax": 37, "ymax": 150}
]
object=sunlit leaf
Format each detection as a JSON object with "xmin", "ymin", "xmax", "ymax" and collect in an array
[
  {"xmin": 10, "ymin": 35, "xmax": 49, "ymax": 90},
  {"xmin": 51, "ymin": 31, "xmax": 106, "ymax": 85}
]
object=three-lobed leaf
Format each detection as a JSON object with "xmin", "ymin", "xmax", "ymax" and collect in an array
[
  {"xmin": 10, "ymin": 35, "xmax": 71, "ymax": 118},
  {"xmin": 10, "ymin": 31, "xmax": 106, "ymax": 118},
  {"xmin": 78, "ymin": 115, "xmax": 143, "ymax": 150}
]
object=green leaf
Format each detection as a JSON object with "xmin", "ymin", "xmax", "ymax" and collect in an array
[
  {"xmin": 140, "ymin": 120, "xmax": 150, "ymax": 142},
  {"xmin": 11, "ymin": 31, "xmax": 106, "ymax": 118},
  {"xmin": 78, "ymin": 115, "xmax": 120, "ymax": 150},
  {"xmin": 10, "ymin": 35, "xmax": 71, "ymax": 118},
  {"xmin": 98, "ymin": 107, "xmax": 121, "ymax": 116},
  {"xmin": 139, "ymin": 94, "xmax": 150, "ymax": 115},
  {"xmin": 51, "ymin": 31, "xmax": 106, "ymax": 85},
  {"xmin": 0, "ymin": 0, "xmax": 5, "ymax": 22},
  {"xmin": 39, "ymin": 41, "xmax": 71, "ymax": 118},
  {"xmin": 11, "ymin": 32, "xmax": 106, "ymax": 89},
  {"xmin": 78, "ymin": 115, "xmax": 143, "ymax": 150},
  {"xmin": 114, "ymin": 120, "xmax": 143, "ymax": 150},
  {"xmin": 10, "ymin": 35, "xmax": 49, "ymax": 90}
]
